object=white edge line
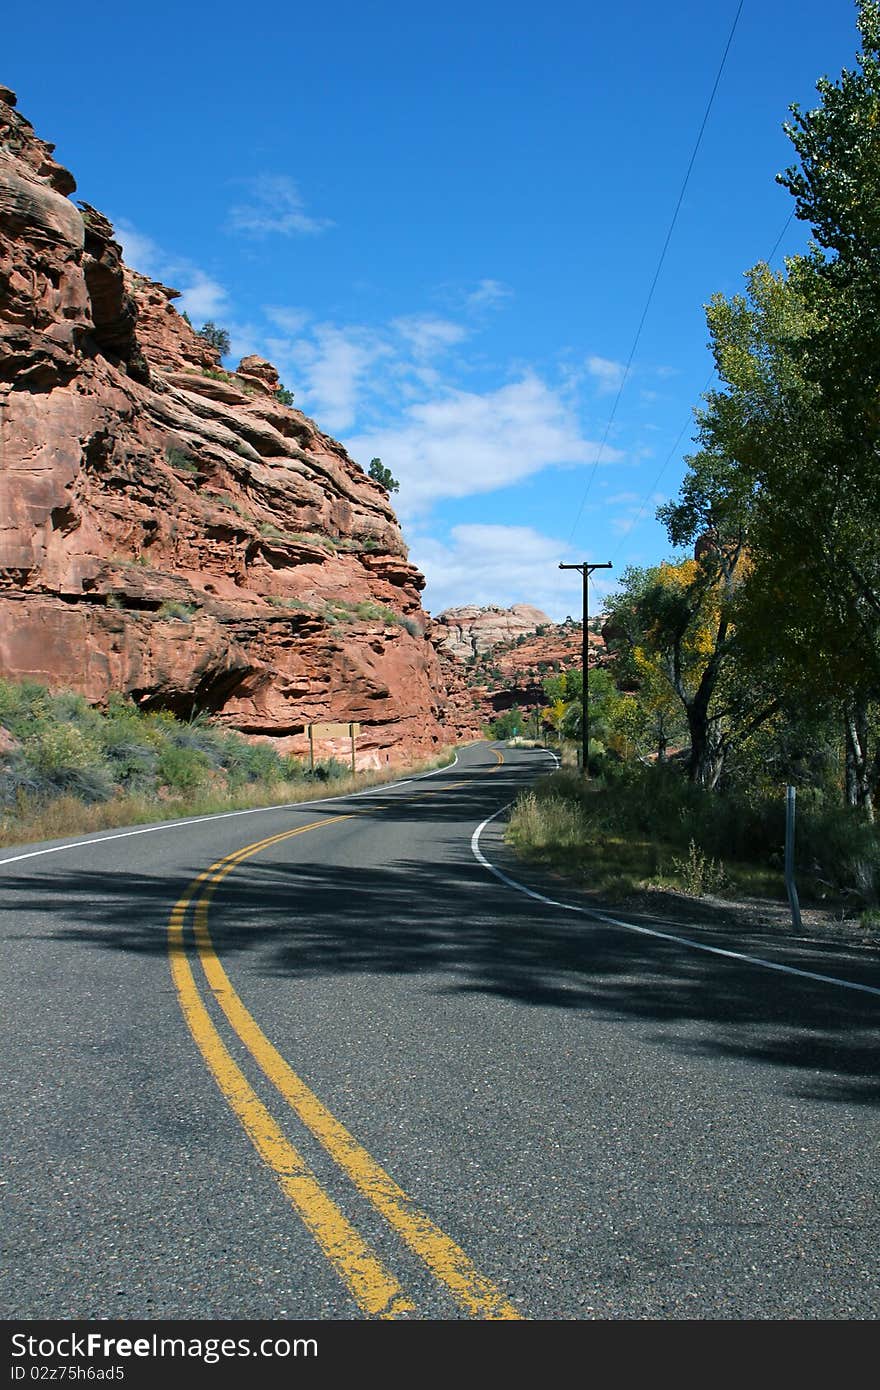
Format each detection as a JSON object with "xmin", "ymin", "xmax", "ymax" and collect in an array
[
  {"xmin": 0, "ymin": 749, "xmax": 460, "ymax": 868},
  {"xmin": 471, "ymin": 805, "xmax": 880, "ymax": 1001}
]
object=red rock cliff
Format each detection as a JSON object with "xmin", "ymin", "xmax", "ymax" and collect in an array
[{"xmin": 0, "ymin": 88, "xmax": 481, "ymax": 766}]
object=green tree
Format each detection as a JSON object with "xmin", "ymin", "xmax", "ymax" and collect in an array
[
  {"xmin": 197, "ymin": 321, "xmax": 231, "ymax": 356},
  {"xmin": 602, "ymin": 555, "xmax": 762, "ymax": 788},
  {"xmin": 368, "ymin": 457, "xmax": 399, "ymax": 493},
  {"xmin": 770, "ymin": 0, "xmax": 880, "ymax": 811},
  {"xmin": 664, "ymin": 3, "xmax": 880, "ymax": 811},
  {"xmin": 490, "ymin": 707, "xmax": 523, "ymax": 739}
]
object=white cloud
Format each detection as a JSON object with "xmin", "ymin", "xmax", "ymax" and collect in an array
[
  {"xmin": 391, "ymin": 316, "xmax": 467, "ymax": 359},
  {"xmin": 346, "ymin": 372, "xmax": 619, "ymax": 515},
  {"xmin": 413, "ymin": 523, "xmax": 579, "ymax": 619},
  {"xmin": 465, "ymin": 279, "xmax": 512, "ymax": 311},
  {"xmin": 264, "ymin": 305, "xmax": 312, "ymax": 335},
  {"xmin": 283, "ymin": 325, "xmax": 391, "ymax": 433},
  {"xmin": 176, "ymin": 272, "xmax": 230, "ymax": 323},
  {"xmin": 228, "ymin": 175, "xmax": 333, "ymax": 237},
  {"xmin": 115, "ymin": 223, "xmax": 164, "ymax": 277},
  {"xmin": 115, "ymin": 219, "xmax": 230, "ymax": 328},
  {"xmin": 609, "ymin": 492, "xmax": 666, "ymax": 538},
  {"xmin": 413, "ymin": 522, "xmax": 621, "ymax": 620},
  {"xmin": 586, "ymin": 355, "xmax": 627, "ymax": 394}
]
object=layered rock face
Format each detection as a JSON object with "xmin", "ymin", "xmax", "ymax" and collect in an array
[
  {"xmin": 434, "ymin": 603, "xmax": 552, "ymax": 661},
  {"xmin": 0, "ymin": 89, "xmax": 481, "ymax": 766},
  {"xmin": 461, "ymin": 619, "xmax": 607, "ymax": 724}
]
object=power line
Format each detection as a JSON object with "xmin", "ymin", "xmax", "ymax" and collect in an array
[
  {"xmin": 606, "ymin": 205, "xmax": 799, "ymax": 566},
  {"xmin": 608, "ymin": 374, "xmax": 714, "ymax": 565},
  {"xmin": 565, "ymin": 0, "xmax": 745, "ymax": 550},
  {"xmin": 766, "ymin": 208, "xmax": 795, "ymax": 265}
]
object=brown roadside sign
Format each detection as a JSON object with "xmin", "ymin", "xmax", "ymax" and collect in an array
[{"xmin": 308, "ymin": 722, "xmax": 361, "ymax": 738}]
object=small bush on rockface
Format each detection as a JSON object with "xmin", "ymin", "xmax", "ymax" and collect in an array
[
  {"xmin": 267, "ymin": 596, "xmax": 311, "ymax": 612},
  {"xmin": 368, "ymin": 457, "xmax": 399, "ymax": 493},
  {"xmin": 165, "ymin": 446, "xmax": 199, "ymax": 473},
  {"xmin": 197, "ymin": 322, "xmax": 231, "ymax": 356},
  {"xmin": 277, "ymin": 385, "xmax": 294, "ymax": 405},
  {"xmin": 157, "ymin": 600, "xmax": 198, "ymax": 622}
]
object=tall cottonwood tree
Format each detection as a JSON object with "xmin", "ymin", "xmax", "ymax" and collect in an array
[
  {"xmin": 656, "ymin": 2, "xmax": 880, "ymax": 812},
  {"xmin": 774, "ymin": 0, "xmax": 880, "ymax": 811},
  {"xmin": 602, "ymin": 555, "xmax": 760, "ymax": 788}
]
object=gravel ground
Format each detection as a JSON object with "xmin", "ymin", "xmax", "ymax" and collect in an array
[{"xmin": 609, "ymin": 884, "xmax": 880, "ymax": 951}]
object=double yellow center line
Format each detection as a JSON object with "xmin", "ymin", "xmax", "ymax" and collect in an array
[{"xmin": 167, "ymin": 755, "xmax": 521, "ymax": 1319}]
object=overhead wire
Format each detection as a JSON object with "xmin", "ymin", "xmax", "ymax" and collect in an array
[
  {"xmin": 564, "ymin": 0, "xmax": 745, "ymax": 551},
  {"xmin": 606, "ymin": 205, "xmax": 799, "ymax": 566}
]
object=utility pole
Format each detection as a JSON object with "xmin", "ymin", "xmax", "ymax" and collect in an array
[{"xmin": 558, "ymin": 560, "xmax": 612, "ymax": 775}]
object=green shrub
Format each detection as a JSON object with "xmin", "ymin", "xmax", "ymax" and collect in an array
[
  {"xmin": 25, "ymin": 723, "xmax": 100, "ymax": 774},
  {"xmin": 508, "ymin": 763, "xmax": 880, "ymax": 904},
  {"xmin": 312, "ymin": 759, "xmax": 348, "ymax": 782},
  {"xmin": 221, "ymin": 737, "xmax": 283, "ymax": 788},
  {"xmin": 165, "ymin": 447, "xmax": 199, "ymax": 473},
  {"xmin": 158, "ymin": 600, "xmax": 198, "ymax": 622},
  {"xmin": 0, "ymin": 679, "xmax": 49, "ymax": 737},
  {"xmin": 157, "ymin": 744, "xmax": 211, "ymax": 793},
  {"xmin": 670, "ymin": 839, "xmax": 730, "ymax": 896},
  {"xmin": 0, "ymin": 678, "xmax": 323, "ymax": 828},
  {"xmin": 101, "ymin": 738, "xmax": 158, "ymax": 792},
  {"xmin": 18, "ymin": 725, "xmax": 113, "ymax": 805}
]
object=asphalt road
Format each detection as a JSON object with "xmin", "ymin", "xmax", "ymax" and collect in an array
[{"xmin": 1, "ymin": 740, "xmax": 878, "ymax": 1320}]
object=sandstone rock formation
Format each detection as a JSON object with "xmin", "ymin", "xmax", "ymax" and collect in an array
[
  {"xmin": 462, "ymin": 618, "xmax": 607, "ymax": 724},
  {"xmin": 0, "ymin": 89, "xmax": 482, "ymax": 767},
  {"xmin": 434, "ymin": 603, "xmax": 552, "ymax": 661}
]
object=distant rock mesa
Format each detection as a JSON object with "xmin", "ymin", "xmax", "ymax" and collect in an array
[
  {"xmin": 0, "ymin": 88, "xmax": 481, "ymax": 766},
  {"xmin": 434, "ymin": 604, "xmax": 552, "ymax": 662}
]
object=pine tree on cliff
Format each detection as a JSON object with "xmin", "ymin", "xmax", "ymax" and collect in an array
[
  {"xmin": 197, "ymin": 322, "xmax": 231, "ymax": 356},
  {"xmin": 368, "ymin": 457, "xmax": 399, "ymax": 493}
]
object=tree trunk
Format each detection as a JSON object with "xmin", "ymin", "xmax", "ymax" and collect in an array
[
  {"xmin": 844, "ymin": 702, "xmax": 874, "ymax": 822},
  {"xmin": 687, "ymin": 707, "xmax": 726, "ymax": 789}
]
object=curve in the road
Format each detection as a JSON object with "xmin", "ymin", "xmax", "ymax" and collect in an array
[
  {"xmin": 471, "ymin": 806, "xmax": 880, "ymax": 1000},
  {"xmin": 168, "ymin": 762, "xmax": 523, "ymax": 1321}
]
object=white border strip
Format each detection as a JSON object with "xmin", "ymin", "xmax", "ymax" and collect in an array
[
  {"xmin": 471, "ymin": 805, "xmax": 880, "ymax": 1000},
  {"xmin": 0, "ymin": 750, "xmax": 459, "ymax": 868}
]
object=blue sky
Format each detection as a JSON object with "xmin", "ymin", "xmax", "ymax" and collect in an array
[{"xmin": 5, "ymin": 1, "xmax": 861, "ymax": 619}]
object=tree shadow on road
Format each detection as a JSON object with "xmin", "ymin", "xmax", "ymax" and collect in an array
[{"xmin": 1, "ymin": 778, "xmax": 878, "ymax": 1107}]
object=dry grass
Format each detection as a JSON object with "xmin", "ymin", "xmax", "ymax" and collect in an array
[
  {"xmin": 506, "ymin": 780, "xmax": 783, "ymax": 902},
  {"xmin": 0, "ymin": 750, "xmax": 456, "ymax": 851}
]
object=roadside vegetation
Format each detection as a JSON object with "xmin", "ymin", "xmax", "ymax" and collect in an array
[
  {"xmin": 506, "ymin": 764, "xmax": 880, "ymax": 914},
  {"xmin": 0, "ymin": 678, "xmax": 453, "ymax": 850},
  {"xmin": 505, "ymin": 7, "xmax": 880, "ymax": 925}
]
